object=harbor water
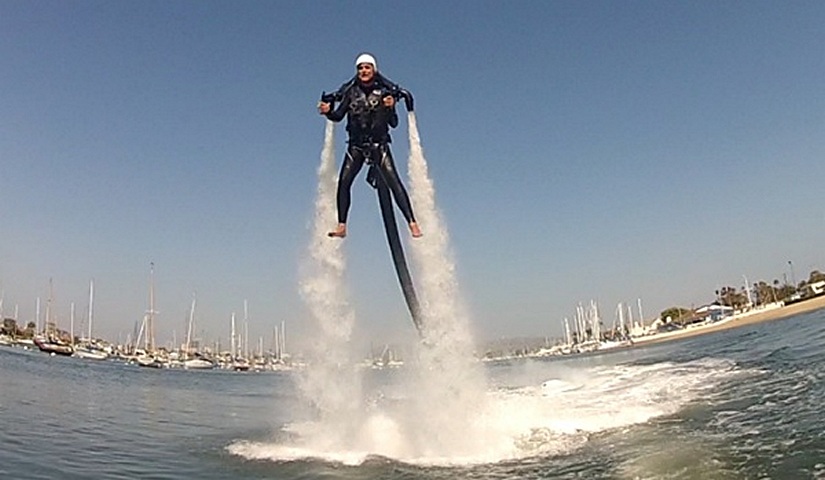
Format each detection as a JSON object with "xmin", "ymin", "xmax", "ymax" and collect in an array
[{"xmin": 2, "ymin": 308, "xmax": 824, "ymax": 479}]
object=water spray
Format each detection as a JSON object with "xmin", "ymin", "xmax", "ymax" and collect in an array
[
  {"xmin": 291, "ymin": 77, "xmax": 488, "ymax": 460},
  {"xmin": 297, "ymin": 121, "xmax": 362, "ymax": 428}
]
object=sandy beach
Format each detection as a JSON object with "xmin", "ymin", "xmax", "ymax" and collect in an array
[{"xmin": 632, "ymin": 295, "xmax": 825, "ymax": 346}]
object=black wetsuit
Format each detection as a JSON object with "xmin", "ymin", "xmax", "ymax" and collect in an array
[{"xmin": 325, "ymin": 79, "xmax": 416, "ymax": 225}]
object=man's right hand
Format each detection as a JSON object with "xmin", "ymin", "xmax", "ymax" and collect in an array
[{"xmin": 318, "ymin": 102, "xmax": 331, "ymax": 114}]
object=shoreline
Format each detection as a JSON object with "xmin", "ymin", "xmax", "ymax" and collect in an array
[{"xmin": 631, "ymin": 295, "xmax": 825, "ymax": 347}]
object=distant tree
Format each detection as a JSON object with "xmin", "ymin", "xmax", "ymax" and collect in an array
[
  {"xmin": 809, "ymin": 270, "xmax": 825, "ymax": 283},
  {"xmin": 23, "ymin": 322, "xmax": 36, "ymax": 338},
  {"xmin": 753, "ymin": 281, "xmax": 778, "ymax": 305},
  {"xmin": 771, "ymin": 278, "xmax": 796, "ymax": 301},
  {"xmin": 741, "ymin": 284, "xmax": 754, "ymax": 306},
  {"xmin": 1, "ymin": 318, "xmax": 16, "ymax": 335},
  {"xmin": 660, "ymin": 307, "xmax": 692, "ymax": 324},
  {"xmin": 717, "ymin": 286, "xmax": 747, "ymax": 309}
]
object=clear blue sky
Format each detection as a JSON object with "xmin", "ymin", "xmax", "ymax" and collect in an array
[{"xmin": 2, "ymin": 1, "xmax": 824, "ymax": 350}]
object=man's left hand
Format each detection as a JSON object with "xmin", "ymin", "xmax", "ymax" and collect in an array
[{"xmin": 383, "ymin": 96, "xmax": 395, "ymax": 108}]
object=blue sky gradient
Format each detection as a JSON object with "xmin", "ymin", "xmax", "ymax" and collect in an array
[{"xmin": 2, "ymin": 1, "xmax": 824, "ymax": 350}]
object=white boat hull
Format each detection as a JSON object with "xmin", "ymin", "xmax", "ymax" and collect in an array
[{"xmin": 183, "ymin": 358, "xmax": 214, "ymax": 369}]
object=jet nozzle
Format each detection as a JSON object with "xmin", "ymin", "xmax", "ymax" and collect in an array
[{"xmin": 397, "ymin": 88, "xmax": 414, "ymax": 112}]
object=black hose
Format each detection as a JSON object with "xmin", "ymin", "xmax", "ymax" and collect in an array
[{"xmin": 375, "ymin": 173, "xmax": 423, "ymax": 334}]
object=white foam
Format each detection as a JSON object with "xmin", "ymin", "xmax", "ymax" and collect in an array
[
  {"xmin": 230, "ymin": 357, "xmax": 745, "ymax": 466},
  {"xmin": 227, "ymin": 440, "xmax": 370, "ymax": 466}
]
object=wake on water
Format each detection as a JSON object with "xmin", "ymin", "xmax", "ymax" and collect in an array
[
  {"xmin": 227, "ymin": 115, "xmax": 756, "ymax": 467},
  {"xmin": 228, "ymin": 356, "xmax": 753, "ymax": 465}
]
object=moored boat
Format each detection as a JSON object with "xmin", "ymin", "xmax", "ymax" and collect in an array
[
  {"xmin": 34, "ymin": 336, "xmax": 74, "ymax": 356},
  {"xmin": 136, "ymin": 355, "xmax": 165, "ymax": 368},
  {"xmin": 183, "ymin": 357, "xmax": 214, "ymax": 370},
  {"xmin": 72, "ymin": 346, "xmax": 109, "ymax": 360}
]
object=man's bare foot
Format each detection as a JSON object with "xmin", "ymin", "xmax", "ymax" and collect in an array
[
  {"xmin": 327, "ymin": 224, "xmax": 347, "ymax": 238},
  {"xmin": 409, "ymin": 222, "xmax": 422, "ymax": 238}
]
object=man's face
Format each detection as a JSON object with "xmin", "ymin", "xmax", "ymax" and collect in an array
[{"xmin": 357, "ymin": 63, "xmax": 375, "ymax": 83}]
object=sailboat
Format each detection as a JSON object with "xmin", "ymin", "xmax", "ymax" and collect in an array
[
  {"xmin": 229, "ymin": 312, "xmax": 250, "ymax": 371},
  {"xmin": 183, "ymin": 355, "xmax": 214, "ymax": 369},
  {"xmin": 182, "ymin": 296, "xmax": 214, "ymax": 370},
  {"xmin": 34, "ymin": 279, "xmax": 74, "ymax": 356},
  {"xmin": 73, "ymin": 280, "xmax": 109, "ymax": 360},
  {"xmin": 135, "ymin": 264, "xmax": 166, "ymax": 368}
]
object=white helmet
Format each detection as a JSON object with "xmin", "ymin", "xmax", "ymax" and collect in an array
[{"xmin": 355, "ymin": 53, "xmax": 377, "ymax": 71}]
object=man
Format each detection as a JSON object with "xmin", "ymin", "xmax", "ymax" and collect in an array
[{"xmin": 318, "ymin": 53, "xmax": 422, "ymax": 239}]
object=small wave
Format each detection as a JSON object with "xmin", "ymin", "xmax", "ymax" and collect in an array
[
  {"xmin": 227, "ymin": 440, "xmax": 372, "ymax": 466},
  {"xmin": 539, "ymin": 379, "xmax": 583, "ymax": 393}
]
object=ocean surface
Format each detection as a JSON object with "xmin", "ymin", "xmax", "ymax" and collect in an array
[{"xmin": 2, "ymin": 308, "xmax": 825, "ymax": 479}]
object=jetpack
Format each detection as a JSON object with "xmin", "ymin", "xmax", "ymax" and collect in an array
[
  {"xmin": 321, "ymin": 73, "xmax": 414, "ymax": 112},
  {"xmin": 320, "ymin": 75, "xmax": 423, "ymax": 334}
]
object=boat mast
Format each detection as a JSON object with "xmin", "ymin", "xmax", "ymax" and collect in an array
[
  {"xmin": 627, "ymin": 303, "xmax": 634, "ymax": 334},
  {"xmin": 46, "ymin": 278, "xmax": 54, "ymax": 337},
  {"xmin": 272, "ymin": 325, "xmax": 281, "ymax": 360},
  {"xmin": 185, "ymin": 295, "xmax": 196, "ymax": 356},
  {"xmin": 230, "ymin": 312, "xmax": 236, "ymax": 360},
  {"xmin": 87, "ymin": 279, "xmax": 94, "ymax": 341},
  {"xmin": 637, "ymin": 298, "xmax": 644, "ymax": 330},
  {"xmin": 618, "ymin": 302, "xmax": 625, "ymax": 335},
  {"xmin": 243, "ymin": 300, "xmax": 249, "ymax": 360},
  {"xmin": 135, "ymin": 315, "xmax": 146, "ymax": 352},
  {"xmin": 36, "ymin": 297, "xmax": 41, "ymax": 335},
  {"xmin": 591, "ymin": 300, "xmax": 600, "ymax": 342},
  {"xmin": 70, "ymin": 302, "xmax": 75, "ymax": 347},
  {"xmin": 146, "ymin": 263, "xmax": 157, "ymax": 352},
  {"xmin": 280, "ymin": 320, "xmax": 286, "ymax": 359}
]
